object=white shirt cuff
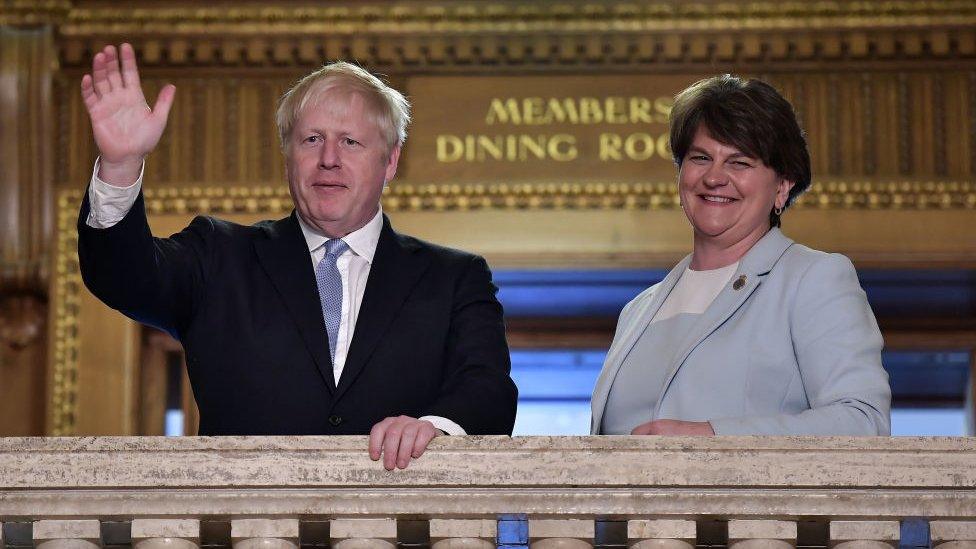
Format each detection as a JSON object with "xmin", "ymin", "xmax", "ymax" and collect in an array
[
  {"xmin": 419, "ymin": 415, "xmax": 467, "ymax": 436},
  {"xmin": 86, "ymin": 157, "xmax": 145, "ymax": 229}
]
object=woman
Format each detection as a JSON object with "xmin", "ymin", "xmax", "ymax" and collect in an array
[{"xmin": 591, "ymin": 75, "xmax": 891, "ymax": 436}]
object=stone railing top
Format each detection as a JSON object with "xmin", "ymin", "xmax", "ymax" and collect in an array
[
  {"xmin": 2, "ymin": 436, "xmax": 975, "ymax": 519},
  {"xmin": 2, "ymin": 435, "xmax": 974, "ymax": 489}
]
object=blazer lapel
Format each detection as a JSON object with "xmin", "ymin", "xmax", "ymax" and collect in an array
[
  {"xmin": 253, "ymin": 212, "xmax": 336, "ymax": 392},
  {"xmin": 590, "ymin": 257, "xmax": 691, "ymax": 433},
  {"xmin": 650, "ymin": 228, "xmax": 795, "ymax": 418},
  {"xmin": 334, "ymin": 216, "xmax": 431, "ymax": 401}
]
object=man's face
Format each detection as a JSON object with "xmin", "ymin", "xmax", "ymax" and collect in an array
[{"xmin": 286, "ymin": 91, "xmax": 400, "ymax": 237}]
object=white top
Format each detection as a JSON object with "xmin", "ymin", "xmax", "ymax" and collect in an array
[
  {"xmin": 86, "ymin": 159, "xmax": 464, "ymax": 435},
  {"xmin": 652, "ymin": 261, "xmax": 739, "ymax": 323}
]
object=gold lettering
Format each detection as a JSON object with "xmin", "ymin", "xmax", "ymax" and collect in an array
[
  {"xmin": 485, "ymin": 98, "xmax": 522, "ymax": 125},
  {"xmin": 476, "ymin": 135, "xmax": 504, "ymax": 161},
  {"xmin": 523, "ymin": 97, "xmax": 545, "ymax": 124},
  {"xmin": 519, "ymin": 135, "xmax": 547, "ymax": 160},
  {"xmin": 436, "ymin": 135, "xmax": 464, "ymax": 162},
  {"xmin": 465, "ymin": 135, "xmax": 476, "ymax": 161},
  {"xmin": 653, "ymin": 97, "xmax": 674, "ymax": 124},
  {"xmin": 605, "ymin": 97, "xmax": 628, "ymax": 124},
  {"xmin": 599, "ymin": 133, "xmax": 623, "ymax": 161},
  {"xmin": 548, "ymin": 134, "xmax": 578, "ymax": 161},
  {"xmin": 545, "ymin": 98, "xmax": 580, "ymax": 124},
  {"xmin": 624, "ymin": 133, "xmax": 655, "ymax": 160},
  {"xmin": 580, "ymin": 97, "xmax": 603, "ymax": 124},
  {"xmin": 506, "ymin": 134, "xmax": 518, "ymax": 159},
  {"xmin": 657, "ymin": 133, "xmax": 672, "ymax": 160},
  {"xmin": 629, "ymin": 97, "xmax": 653, "ymax": 124}
]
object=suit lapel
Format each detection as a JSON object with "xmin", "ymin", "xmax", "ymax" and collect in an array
[
  {"xmin": 590, "ymin": 257, "xmax": 691, "ymax": 433},
  {"xmin": 253, "ymin": 212, "xmax": 336, "ymax": 392},
  {"xmin": 335, "ymin": 216, "xmax": 431, "ymax": 401},
  {"xmin": 650, "ymin": 228, "xmax": 795, "ymax": 418}
]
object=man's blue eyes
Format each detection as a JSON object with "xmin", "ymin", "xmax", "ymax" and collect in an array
[{"xmin": 303, "ymin": 136, "xmax": 360, "ymax": 146}]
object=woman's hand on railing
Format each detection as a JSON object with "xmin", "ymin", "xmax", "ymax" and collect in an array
[{"xmin": 631, "ymin": 419, "xmax": 715, "ymax": 435}]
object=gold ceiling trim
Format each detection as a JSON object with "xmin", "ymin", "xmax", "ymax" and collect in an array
[
  {"xmin": 48, "ymin": 1, "xmax": 976, "ymax": 67},
  {"xmin": 59, "ymin": 181, "xmax": 976, "ymax": 217},
  {"xmin": 58, "ymin": 2, "xmax": 976, "ymax": 33},
  {"xmin": 144, "ymin": 181, "xmax": 976, "ymax": 214},
  {"xmin": 0, "ymin": 0, "xmax": 71, "ymax": 26}
]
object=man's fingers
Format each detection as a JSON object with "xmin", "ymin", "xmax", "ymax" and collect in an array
[
  {"xmin": 119, "ymin": 43, "xmax": 141, "ymax": 88},
  {"xmin": 103, "ymin": 45, "xmax": 124, "ymax": 89},
  {"xmin": 396, "ymin": 423, "xmax": 419, "ymax": 469},
  {"xmin": 412, "ymin": 424, "xmax": 437, "ymax": 459},
  {"xmin": 368, "ymin": 419, "xmax": 390, "ymax": 460},
  {"xmin": 91, "ymin": 52, "xmax": 112, "ymax": 96},
  {"xmin": 80, "ymin": 74, "xmax": 98, "ymax": 107},
  {"xmin": 382, "ymin": 425, "xmax": 403, "ymax": 471},
  {"xmin": 151, "ymin": 84, "xmax": 177, "ymax": 123}
]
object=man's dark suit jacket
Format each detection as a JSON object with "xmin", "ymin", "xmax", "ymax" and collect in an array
[{"xmin": 78, "ymin": 193, "xmax": 517, "ymax": 436}]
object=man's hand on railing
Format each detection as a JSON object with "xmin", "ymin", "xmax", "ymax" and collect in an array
[
  {"xmin": 631, "ymin": 419, "xmax": 715, "ymax": 435},
  {"xmin": 368, "ymin": 416, "xmax": 444, "ymax": 470}
]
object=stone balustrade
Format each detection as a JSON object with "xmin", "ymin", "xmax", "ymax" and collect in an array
[{"xmin": 1, "ymin": 436, "xmax": 974, "ymax": 548}]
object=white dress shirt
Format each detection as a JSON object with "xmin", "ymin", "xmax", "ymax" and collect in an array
[{"xmin": 86, "ymin": 159, "xmax": 465, "ymax": 435}]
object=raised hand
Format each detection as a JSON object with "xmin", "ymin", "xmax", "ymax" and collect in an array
[{"xmin": 80, "ymin": 43, "xmax": 175, "ymax": 186}]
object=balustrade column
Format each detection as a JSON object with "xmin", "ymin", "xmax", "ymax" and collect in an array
[
  {"xmin": 829, "ymin": 521, "xmax": 899, "ymax": 549},
  {"xmin": 430, "ymin": 519, "xmax": 495, "ymax": 549},
  {"xmin": 231, "ymin": 519, "xmax": 298, "ymax": 549},
  {"xmin": 931, "ymin": 521, "xmax": 976, "ymax": 549},
  {"xmin": 132, "ymin": 519, "xmax": 200, "ymax": 549},
  {"xmin": 34, "ymin": 520, "xmax": 101, "ymax": 549},
  {"xmin": 728, "ymin": 520, "xmax": 797, "ymax": 549},
  {"xmin": 330, "ymin": 518, "xmax": 396, "ymax": 549},
  {"xmin": 628, "ymin": 519, "xmax": 696, "ymax": 549},
  {"xmin": 529, "ymin": 519, "xmax": 594, "ymax": 549}
]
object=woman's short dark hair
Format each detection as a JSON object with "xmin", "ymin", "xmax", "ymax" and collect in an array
[{"xmin": 669, "ymin": 75, "xmax": 811, "ymax": 227}]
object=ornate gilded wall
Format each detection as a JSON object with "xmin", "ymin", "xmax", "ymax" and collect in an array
[{"xmin": 1, "ymin": 0, "xmax": 974, "ymax": 434}]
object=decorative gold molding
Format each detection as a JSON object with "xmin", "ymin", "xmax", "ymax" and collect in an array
[
  {"xmin": 52, "ymin": 1, "xmax": 976, "ymax": 68},
  {"xmin": 48, "ymin": 192, "xmax": 82, "ymax": 435},
  {"xmin": 58, "ymin": 2, "xmax": 976, "ymax": 32},
  {"xmin": 115, "ymin": 181, "xmax": 976, "ymax": 215},
  {"xmin": 0, "ymin": 0, "xmax": 71, "ymax": 27}
]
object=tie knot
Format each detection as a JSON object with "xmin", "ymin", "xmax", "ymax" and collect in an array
[{"xmin": 324, "ymin": 239, "xmax": 348, "ymax": 258}]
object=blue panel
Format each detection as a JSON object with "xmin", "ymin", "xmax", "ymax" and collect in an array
[
  {"xmin": 900, "ymin": 519, "xmax": 930, "ymax": 549},
  {"xmin": 890, "ymin": 409, "xmax": 968, "ymax": 436},
  {"xmin": 859, "ymin": 270, "xmax": 976, "ymax": 317},
  {"xmin": 494, "ymin": 269, "xmax": 665, "ymax": 317},
  {"xmin": 513, "ymin": 400, "xmax": 591, "ymax": 435},
  {"xmin": 498, "ymin": 516, "xmax": 529, "ymax": 545},
  {"xmin": 492, "ymin": 268, "xmax": 976, "ymax": 318},
  {"xmin": 511, "ymin": 349, "xmax": 606, "ymax": 399},
  {"xmin": 884, "ymin": 351, "xmax": 971, "ymax": 401}
]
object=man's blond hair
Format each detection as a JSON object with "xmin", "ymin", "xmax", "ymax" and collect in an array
[{"xmin": 276, "ymin": 61, "xmax": 410, "ymax": 153}]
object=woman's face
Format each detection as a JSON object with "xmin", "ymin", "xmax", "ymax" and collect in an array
[{"xmin": 678, "ymin": 126, "xmax": 794, "ymax": 248}]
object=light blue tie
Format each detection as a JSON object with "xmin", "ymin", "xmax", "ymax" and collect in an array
[{"xmin": 315, "ymin": 239, "xmax": 348, "ymax": 362}]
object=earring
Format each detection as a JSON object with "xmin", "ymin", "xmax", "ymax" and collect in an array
[{"xmin": 774, "ymin": 206, "xmax": 783, "ymax": 215}]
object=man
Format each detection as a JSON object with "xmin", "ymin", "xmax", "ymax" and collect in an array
[{"xmin": 77, "ymin": 43, "xmax": 517, "ymax": 469}]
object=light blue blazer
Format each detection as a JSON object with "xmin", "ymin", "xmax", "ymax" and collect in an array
[{"xmin": 591, "ymin": 228, "xmax": 891, "ymax": 435}]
